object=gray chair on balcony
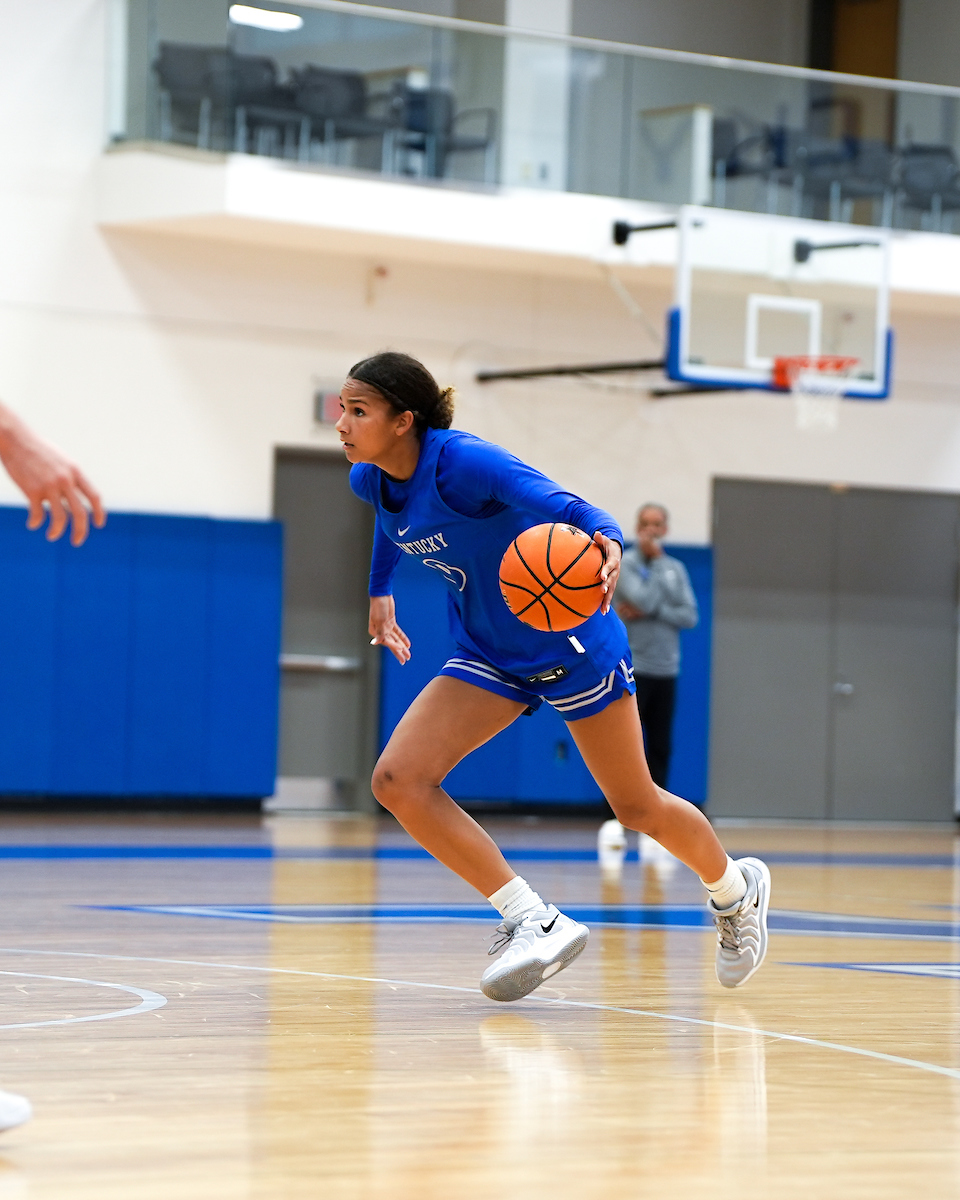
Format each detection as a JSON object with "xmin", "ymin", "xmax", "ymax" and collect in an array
[
  {"xmin": 385, "ymin": 84, "xmax": 497, "ymax": 182},
  {"xmin": 792, "ymin": 134, "xmax": 870, "ymax": 220},
  {"xmin": 232, "ymin": 55, "xmax": 310, "ymax": 161},
  {"xmin": 157, "ymin": 43, "xmax": 307, "ymax": 159},
  {"xmin": 896, "ymin": 144, "xmax": 960, "ymax": 231},
  {"xmin": 833, "ymin": 139, "xmax": 897, "ymax": 224},
  {"xmin": 289, "ymin": 65, "xmax": 396, "ymax": 167},
  {"xmin": 155, "ymin": 43, "xmax": 233, "ymax": 150},
  {"xmin": 711, "ymin": 116, "xmax": 777, "ymax": 208}
]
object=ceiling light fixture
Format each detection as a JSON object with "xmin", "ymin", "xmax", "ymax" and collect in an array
[{"xmin": 228, "ymin": 4, "xmax": 304, "ymax": 32}]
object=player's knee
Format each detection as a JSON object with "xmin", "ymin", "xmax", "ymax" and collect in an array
[
  {"xmin": 371, "ymin": 757, "xmax": 421, "ymax": 814},
  {"xmin": 613, "ymin": 804, "xmax": 653, "ymax": 834},
  {"xmin": 610, "ymin": 788, "xmax": 662, "ymax": 834},
  {"xmin": 371, "ymin": 760, "xmax": 400, "ymax": 810}
]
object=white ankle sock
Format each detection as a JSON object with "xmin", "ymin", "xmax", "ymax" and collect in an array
[
  {"xmin": 703, "ymin": 857, "xmax": 748, "ymax": 909},
  {"xmin": 488, "ymin": 876, "xmax": 544, "ymax": 923}
]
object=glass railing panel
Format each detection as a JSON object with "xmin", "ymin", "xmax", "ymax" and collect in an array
[
  {"xmin": 117, "ymin": 0, "xmax": 960, "ymax": 235},
  {"xmin": 127, "ymin": 0, "xmax": 503, "ymax": 186}
]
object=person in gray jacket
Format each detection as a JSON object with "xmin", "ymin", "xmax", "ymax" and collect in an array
[{"xmin": 599, "ymin": 503, "xmax": 698, "ymax": 856}]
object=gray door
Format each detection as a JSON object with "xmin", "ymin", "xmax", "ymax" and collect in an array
[
  {"xmin": 831, "ymin": 488, "xmax": 960, "ymax": 819},
  {"xmin": 272, "ymin": 450, "xmax": 378, "ymax": 810},
  {"xmin": 710, "ymin": 478, "xmax": 960, "ymax": 820},
  {"xmin": 710, "ymin": 480, "xmax": 834, "ymax": 818}
]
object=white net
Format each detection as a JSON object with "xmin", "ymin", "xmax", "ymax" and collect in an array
[{"xmin": 779, "ymin": 359, "xmax": 856, "ymax": 432}]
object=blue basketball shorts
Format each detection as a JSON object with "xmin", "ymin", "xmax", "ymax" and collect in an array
[{"xmin": 439, "ymin": 648, "xmax": 636, "ymax": 721}]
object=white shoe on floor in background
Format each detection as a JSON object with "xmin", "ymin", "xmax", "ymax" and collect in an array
[
  {"xmin": 598, "ymin": 819, "xmax": 626, "ymax": 853},
  {"xmin": 597, "ymin": 818, "xmax": 627, "ymax": 874},
  {"xmin": 0, "ymin": 1090, "xmax": 31, "ymax": 1131}
]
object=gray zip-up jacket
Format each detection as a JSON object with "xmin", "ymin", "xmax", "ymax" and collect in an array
[{"xmin": 614, "ymin": 546, "xmax": 698, "ymax": 677}]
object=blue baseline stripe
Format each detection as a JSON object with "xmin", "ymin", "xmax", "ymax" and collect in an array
[
  {"xmin": 1, "ymin": 845, "xmax": 958, "ymax": 866},
  {"xmin": 789, "ymin": 962, "xmax": 960, "ymax": 980},
  {"xmin": 90, "ymin": 903, "xmax": 712, "ymax": 927},
  {"xmin": 86, "ymin": 903, "xmax": 960, "ymax": 940},
  {"xmin": 729, "ymin": 852, "xmax": 959, "ymax": 868},
  {"xmin": 0, "ymin": 846, "xmax": 589, "ymax": 861},
  {"xmin": 0, "ymin": 846, "xmax": 273, "ymax": 859}
]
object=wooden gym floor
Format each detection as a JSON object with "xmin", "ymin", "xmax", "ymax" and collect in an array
[{"xmin": 0, "ymin": 811, "xmax": 956, "ymax": 1199}]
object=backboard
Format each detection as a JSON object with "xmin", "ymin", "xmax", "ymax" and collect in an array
[{"xmin": 667, "ymin": 206, "xmax": 892, "ymax": 398}]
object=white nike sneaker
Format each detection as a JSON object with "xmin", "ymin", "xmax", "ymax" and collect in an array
[
  {"xmin": 480, "ymin": 905, "xmax": 589, "ymax": 1002},
  {"xmin": 0, "ymin": 1089, "xmax": 31, "ymax": 1131},
  {"xmin": 710, "ymin": 857, "xmax": 771, "ymax": 988}
]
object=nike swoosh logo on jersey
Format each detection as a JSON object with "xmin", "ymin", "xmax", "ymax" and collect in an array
[
  {"xmin": 398, "ymin": 525, "xmax": 411, "ymax": 536},
  {"xmin": 540, "ymin": 916, "xmax": 558, "ymax": 934}
]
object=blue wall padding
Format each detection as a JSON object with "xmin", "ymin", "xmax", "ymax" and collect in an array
[
  {"xmin": 379, "ymin": 544, "xmax": 713, "ymax": 806},
  {"xmin": 0, "ymin": 506, "xmax": 282, "ymax": 796}
]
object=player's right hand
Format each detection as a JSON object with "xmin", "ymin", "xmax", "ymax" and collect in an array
[{"xmin": 369, "ymin": 595, "xmax": 411, "ymax": 664}]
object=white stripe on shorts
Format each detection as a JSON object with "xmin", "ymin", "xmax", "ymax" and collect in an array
[
  {"xmin": 445, "ymin": 657, "xmax": 514, "ymax": 682},
  {"xmin": 443, "ymin": 658, "xmax": 528, "ymax": 693},
  {"xmin": 548, "ymin": 670, "xmax": 617, "ymax": 713},
  {"xmin": 548, "ymin": 669, "xmax": 615, "ymax": 708}
]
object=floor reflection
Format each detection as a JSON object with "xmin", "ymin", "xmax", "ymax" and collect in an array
[
  {"xmin": 479, "ymin": 1013, "xmax": 582, "ymax": 1131},
  {"xmin": 709, "ymin": 1004, "xmax": 768, "ymax": 1166}
]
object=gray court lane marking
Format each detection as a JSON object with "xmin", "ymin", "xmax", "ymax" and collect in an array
[
  {"xmin": 0, "ymin": 970, "xmax": 166, "ymax": 1030},
  {"xmin": 0, "ymin": 948, "xmax": 954, "ymax": 1083}
]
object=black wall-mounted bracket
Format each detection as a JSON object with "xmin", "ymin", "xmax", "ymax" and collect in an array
[
  {"xmin": 476, "ymin": 358, "xmax": 666, "ymax": 384},
  {"xmin": 793, "ymin": 238, "xmax": 881, "ymax": 263},
  {"xmin": 612, "ymin": 220, "xmax": 678, "ymax": 245}
]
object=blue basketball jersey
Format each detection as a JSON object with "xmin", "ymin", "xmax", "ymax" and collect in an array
[{"xmin": 350, "ymin": 428, "xmax": 630, "ymax": 680}]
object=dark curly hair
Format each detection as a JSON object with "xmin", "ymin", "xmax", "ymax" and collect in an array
[{"xmin": 347, "ymin": 351, "xmax": 454, "ymax": 433}]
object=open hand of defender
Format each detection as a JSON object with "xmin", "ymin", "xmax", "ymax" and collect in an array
[
  {"xmin": 0, "ymin": 403, "xmax": 105, "ymax": 546},
  {"xmin": 369, "ymin": 594, "xmax": 412, "ymax": 664}
]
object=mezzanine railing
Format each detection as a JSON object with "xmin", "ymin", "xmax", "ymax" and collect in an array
[{"xmin": 117, "ymin": 0, "xmax": 960, "ymax": 233}]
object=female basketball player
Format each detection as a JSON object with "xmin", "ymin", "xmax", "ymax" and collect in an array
[{"xmin": 339, "ymin": 352, "xmax": 770, "ymax": 1002}]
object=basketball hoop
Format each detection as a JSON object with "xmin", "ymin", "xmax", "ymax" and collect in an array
[{"xmin": 773, "ymin": 355, "xmax": 859, "ymax": 431}]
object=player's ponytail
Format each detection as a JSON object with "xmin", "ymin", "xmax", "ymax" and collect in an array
[{"xmin": 348, "ymin": 352, "xmax": 454, "ymax": 433}]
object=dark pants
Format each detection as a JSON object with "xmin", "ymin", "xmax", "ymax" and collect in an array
[{"xmin": 600, "ymin": 674, "xmax": 677, "ymax": 819}]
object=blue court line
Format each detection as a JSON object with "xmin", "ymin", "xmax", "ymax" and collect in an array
[
  {"xmin": 2, "ymin": 845, "xmax": 958, "ymax": 866},
  {"xmin": 729, "ymin": 852, "xmax": 958, "ymax": 868},
  {"xmin": 87, "ymin": 902, "xmax": 960, "ymax": 940},
  {"xmin": 0, "ymin": 846, "xmax": 274, "ymax": 859},
  {"xmin": 791, "ymin": 961, "xmax": 960, "ymax": 980},
  {"xmin": 90, "ymin": 902, "xmax": 710, "ymax": 926}
]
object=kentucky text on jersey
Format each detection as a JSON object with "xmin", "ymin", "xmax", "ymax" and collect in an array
[{"xmin": 397, "ymin": 532, "xmax": 448, "ymax": 554}]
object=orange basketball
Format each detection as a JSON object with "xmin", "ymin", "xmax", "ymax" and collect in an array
[{"xmin": 499, "ymin": 523, "xmax": 605, "ymax": 632}]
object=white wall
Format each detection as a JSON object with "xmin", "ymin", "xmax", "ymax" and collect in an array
[
  {"xmin": 5, "ymin": 0, "xmax": 960, "ymax": 548},
  {"xmin": 350, "ymin": 0, "xmax": 811, "ymax": 65},
  {"xmin": 899, "ymin": 0, "xmax": 960, "ymax": 87},
  {"xmin": 569, "ymin": 0, "xmax": 810, "ymax": 66}
]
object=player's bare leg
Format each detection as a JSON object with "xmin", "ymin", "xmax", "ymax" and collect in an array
[
  {"xmin": 568, "ymin": 693, "xmax": 771, "ymax": 987},
  {"xmin": 372, "ymin": 675, "xmax": 589, "ymax": 1000},
  {"xmin": 372, "ymin": 675, "xmax": 525, "ymax": 894},
  {"xmin": 566, "ymin": 693, "xmax": 725, "ymax": 878}
]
